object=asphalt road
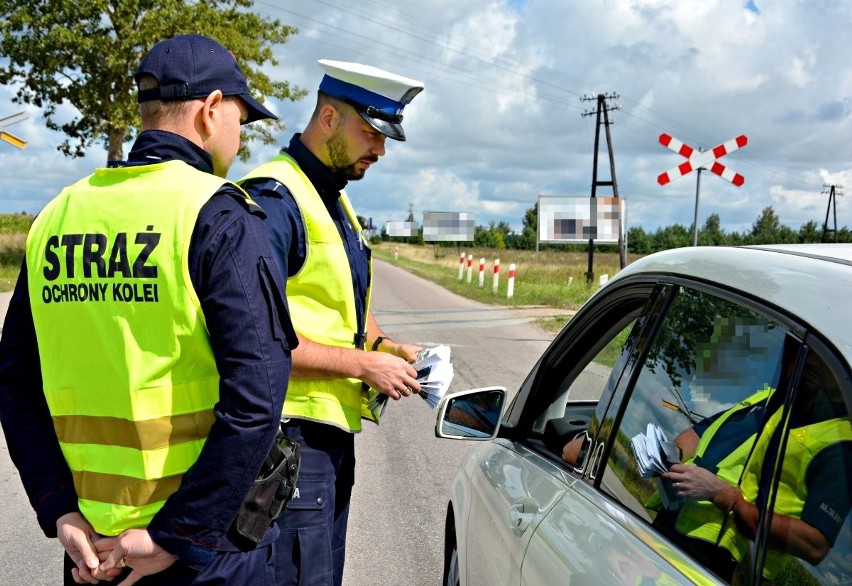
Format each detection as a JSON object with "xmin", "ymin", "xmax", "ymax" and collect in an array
[{"xmin": 0, "ymin": 259, "xmax": 569, "ymax": 585}]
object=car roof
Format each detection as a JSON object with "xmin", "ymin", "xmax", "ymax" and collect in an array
[{"xmin": 609, "ymin": 244, "xmax": 852, "ymax": 364}]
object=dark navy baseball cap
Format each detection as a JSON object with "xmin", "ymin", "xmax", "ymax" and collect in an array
[{"xmin": 135, "ymin": 34, "xmax": 276, "ymax": 124}]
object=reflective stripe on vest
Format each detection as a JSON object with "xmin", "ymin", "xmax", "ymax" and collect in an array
[
  {"xmin": 240, "ymin": 155, "xmax": 375, "ymax": 431},
  {"xmin": 26, "ymin": 160, "xmax": 233, "ymax": 535}
]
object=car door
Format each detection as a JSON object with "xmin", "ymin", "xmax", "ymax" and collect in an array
[
  {"xmin": 520, "ymin": 280, "xmax": 850, "ymax": 585},
  {"xmin": 462, "ymin": 287, "xmax": 652, "ymax": 585},
  {"xmin": 511, "ymin": 282, "xmax": 708, "ymax": 585},
  {"xmin": 458, "ymin": 282, "xmax": 660, "ymax": 585},
  {"xmin": 461, "ymin": 440, "xmax": 572, "ymax": 586}
]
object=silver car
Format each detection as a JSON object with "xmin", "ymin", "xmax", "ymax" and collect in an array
[{"xmin": 436, "ymin": 245, "xmax": 851, "ymax": 585}]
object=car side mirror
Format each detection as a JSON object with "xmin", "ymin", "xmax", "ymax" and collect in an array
[{"xmin": 435, "ymin": 387, "xmax": 506, "ymax": 440}]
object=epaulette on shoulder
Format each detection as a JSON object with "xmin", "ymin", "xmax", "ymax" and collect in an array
[{"xmin": 224, "ymin": 185, "xmax": 267, "ymax": 219}]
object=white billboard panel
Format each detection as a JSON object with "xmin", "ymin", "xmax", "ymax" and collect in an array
[
  {"xmin": 422, "ymin": 211, "xmax": 474, "ymax": 242},
  {"xmin": 538, "ymin": 196, "xmax": 625, "ymax": 243},
  {"xmin": 385, "ymin": 221, "xmax": 419, "ymax": 237}
]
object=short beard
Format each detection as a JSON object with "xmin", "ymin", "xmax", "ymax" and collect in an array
[{"xmin": 327, "ymin": 127, "xmax": 367, "ymax": 180}]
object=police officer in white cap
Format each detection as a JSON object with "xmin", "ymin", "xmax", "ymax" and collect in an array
[{"xmin": 240, "ymin": 60, "xmax": 424, "ymax": 585}]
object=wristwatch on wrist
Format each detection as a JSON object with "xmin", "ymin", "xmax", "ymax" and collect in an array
[{"xmin": 372, "ymin": 336, "xmax": 390, "ymax": 351}]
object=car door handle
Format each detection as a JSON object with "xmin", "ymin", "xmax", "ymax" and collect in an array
[{"xmin": 507, "ymin": 498, "xmax": 539, "ymax": 536}]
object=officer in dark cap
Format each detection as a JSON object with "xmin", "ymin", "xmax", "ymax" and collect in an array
[
  {"xmin": 239, "ymin": 60, "xmax": 425, "ymax": 586},
  {"xmin": 0, "ymin": 34, "xmax": 298, "ymax": 584}
]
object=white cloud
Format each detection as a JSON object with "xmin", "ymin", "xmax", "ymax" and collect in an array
[{"xmin": 786, "ymin": 56, "xmax": 813, "ymax": 88}]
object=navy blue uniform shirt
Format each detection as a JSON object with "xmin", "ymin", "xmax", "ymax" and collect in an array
[
  {"xmin": 242, "ymin": 134, "xmax": 371, "ymax": 347},
  {"xmin": 0, "ymin": 130, "xmax": 297, "ymax": 565}
]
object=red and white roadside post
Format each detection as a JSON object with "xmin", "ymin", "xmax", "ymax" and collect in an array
[
  {"xmin": 466, "ymin": 254, "xmax": 473, "ymax": 283},
  {"xmin": 492, "ymin": 259, "xmax": 500, "ymax": 293},
  {"xmin": 478, "ymin": 258, "xmax": 485, "ymax": 287},
  {"xmin": 507, "ymin": 263, "xmax": 516, "ymax": 299},
  {"xmin": 458, "ymin": 252, "xmax": 465, "ymax": 280}
]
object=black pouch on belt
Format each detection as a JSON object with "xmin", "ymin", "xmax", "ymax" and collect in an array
[{"xmin": 231, "ymin": 428, "xmax": 301, "ymax": 544}]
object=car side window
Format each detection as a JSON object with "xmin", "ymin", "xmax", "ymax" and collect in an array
[
  {"xmin": 529, "ymin": 288, "xmax": 660, "ymax": 464},
  {"xmin": 596, "ymin": 286, "xmax": 794, "ymax": 583},
  {"xmin": 535, "ymin": 317, "xmax": 638, "ymax": 460}
]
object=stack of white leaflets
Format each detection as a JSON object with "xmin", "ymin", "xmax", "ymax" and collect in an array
[
  {"xmin": 630, "ymin": 422, "xmax": 680, "ymax": 478},
  {"xmin": 413, "ymin": 345, "xmax": 455, "ymax": 409},
  {"xmin": 365, "ymin": 345, "xmax": 455, "ymax": 419}
]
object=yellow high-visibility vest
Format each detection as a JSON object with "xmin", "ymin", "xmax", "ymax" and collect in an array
[
  {"xmin": 241, "ymin": 155, "xmax": 375, "ymax": 431},
  {"xmin": 27, "ymin": 160, "xmax": 237, "ymax": 535},
  {"xmin": 676, "ymin": 388, "xmax": 851, "ymax": 578}
]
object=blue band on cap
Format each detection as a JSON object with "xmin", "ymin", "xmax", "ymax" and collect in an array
[{"xmin": 319, "ymin": 75, "xmax": 403, "ymax": 116}]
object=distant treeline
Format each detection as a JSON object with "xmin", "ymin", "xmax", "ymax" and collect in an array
[
  {"xmin": 3, "ymin": 204, "xmax": 848, "ymax": 263},
  {"xmin": 379, "ymin": 205, "xmax": 851, "ymax": 253}
]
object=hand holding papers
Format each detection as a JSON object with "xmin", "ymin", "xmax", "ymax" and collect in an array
[
  {"xmin": 413, "ymin": 345, "xmax": 455, "ymax": 408},
  {"xmin": 631, "ymin": 422, "xmax": 682, "ymax": 510},
  {"xmin": 631, "ymin": 422, "xmax": 680, "ymax": 478},
  {"xmin": 365, "ymin": 345, "xmax": 455, "ymax": 421}
]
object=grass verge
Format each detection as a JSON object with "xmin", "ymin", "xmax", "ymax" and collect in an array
[{"xmin": 373, "ymin": 242, "xmax": 625, "ymax": 333}]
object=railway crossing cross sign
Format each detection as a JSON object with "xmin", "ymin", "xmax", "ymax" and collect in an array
[
  {"xmin": 657, "ymin": 133, "xmax": 747, "ymax": 186},
  {"xmin": 657, "ymin": 132, "xmax": 748, "ymax": 247}
]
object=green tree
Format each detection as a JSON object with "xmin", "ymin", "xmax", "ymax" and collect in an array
[
  {"xmin": 494, "ymin": 221, "xmax": 512, "ymax": 243},
  {"xmin": 653, "ymin": 224, "xmax": 691, "ymax": 250},
  {"xmin": 798, "ymin": 220, "xmax": 821, "ymax": 243},
  {"xmin": 0, "ymin": 0, "xmax": 306, "ymax": 161},
  {"xmin": 749, "ymin": 206, "xmax": 799, "ymax": 244},
  {"xmin": 698, "ymin": 213, "xmax": 726, "ymax": 246},
  {"xmin": 837, "ymin": 227, "xmax": 852, "ymax": 243},
  {"xmin": 518, "ymin": 203, "xmax": 539, "ymax": 250},
  {"xmin": 627, "ymin": 226, "xmax": 653, "ymax": 254},
  {"xmin": 727, "ymin": 230, "xmax": 747, "ymax": 246},
  {"xmin": 474, "ymin": 221, "xmax": 507, "ymax": 249}
]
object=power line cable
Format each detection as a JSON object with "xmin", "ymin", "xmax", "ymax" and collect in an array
[{"xmin": 260, "ymin": 1, "xmax": 832, "ymax": 195}]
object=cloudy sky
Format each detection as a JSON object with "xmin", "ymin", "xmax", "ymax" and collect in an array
[{"xmin": 1, "ymin": 0, "xmax": 850, "ymax": 235}]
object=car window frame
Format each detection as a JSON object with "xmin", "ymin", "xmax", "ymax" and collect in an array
[
  {"xmin": 499, "ymin": 280, "xmax": 665, "ymax": 459},
  {"xmin": 749, "ymin": 332, "xmax": 852, "ymax": 585},
  {"xmin": 588, "ymin": 276, "xmax": 810, "ymax": 486},
  {"xmin": 582, "ymin": 275, "xmax": 852, "ymax": 585}
]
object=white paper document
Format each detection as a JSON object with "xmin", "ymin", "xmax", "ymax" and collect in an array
[
  {"xmin": 412, "ymin": 345, "xmax": 455, "ymax": 408},
  {"xmin": 365, "ymin": 345, "xmax": 455, "ymax": 419},
  {"xmin": 630, "ymin": 422, "xmax": 680, "ymax": 478}
]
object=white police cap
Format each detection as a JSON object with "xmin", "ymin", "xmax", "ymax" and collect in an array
[{"xmin": 318, "ymin": 59, "xmax": 424, "ymax": 141}]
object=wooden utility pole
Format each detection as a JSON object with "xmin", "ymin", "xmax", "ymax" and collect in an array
[
  {"xmin": 581, "ymin": 93, "xmax": 624, "ymax": 282},
  {"xmin": 821, "ymin": 184, "xmax": 845, "ymax": 243}
]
